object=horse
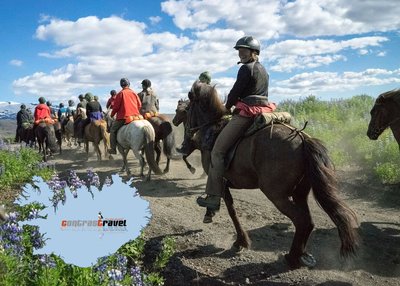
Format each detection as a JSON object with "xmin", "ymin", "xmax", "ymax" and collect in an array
[
  {"xmin": 146, "ymin": 114, "xmax": 176, "ymax": 173},
  {"xmin": 17, "ymin": 123, "xmax": 35, "ymax": 147},
  {"xmin": 105, "ymin": 114, "xmax": 163, "ymax": 180},
  {"xmin": 172, "ymin": 99, "xmax": 209, "ymax": 176},
  {"xmin": 34, "ymin": 122, "xmax": 59, "ymax": 162},
  {"xmin": 188, "ymin": 80, "xmax": 359, "ymax": 268},
  {"xmin": 83, "ymin": 119, "xmax": 110, "ymax": 161},
  {"xmin": 367, "ymin": 89, "xmax": 400, "ymax": 150},
  {"xmin": 63, "ymin": 115, "xmax": 76, "ymax": 147}
]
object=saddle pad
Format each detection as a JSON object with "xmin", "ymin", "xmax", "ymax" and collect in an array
[{"xmin": 245, "ymin": 112, "xmax": 292, "ymax": 137}]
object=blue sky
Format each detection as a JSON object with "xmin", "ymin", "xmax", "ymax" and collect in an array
[{"xmin": 1, "ymin": 0, "xmax": 399, "ymax": 113}]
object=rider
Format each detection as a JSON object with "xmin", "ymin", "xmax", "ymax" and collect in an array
[
  {"xmin": 106, "ymin": 90, "xmax": 117, "ymax": 110},
  {"xmin": 15, "ymin": 104, "xmax": 33, "ymax": 142},
  {"xmin": 78, "ymin": 93, "xmax": 103, "ymax": 141},
  {"xmin": 138, "ymin": 79, "xmax": 159, "ymax": 119},
  {"xmin": 46, "ymin": 101, "xmax": 58, "ymax": 121},
  {"xmin": 34, "ymin": 97, "xmax": 52, "ymax": 125},
  {"xmin": 78, "ymin": 94, "xmax": 87, "ymax": 109},
  {"xmin": 66, "ymin": 99, "xmax": 76, "ymax": 117},
  {"xmin": 57, "ymin": 103, "xmax": 68, "ymax": 120},
  {"xmin": 108, "ymin": 78, "xmax": 142, "ymax": 155},
  {"xmin": 196, "ymin": 36, "xmax": 273, "ymax": 211},
  {"xmin": 176, "ymin": 71, "xmax": 212, "ymax": 155}
]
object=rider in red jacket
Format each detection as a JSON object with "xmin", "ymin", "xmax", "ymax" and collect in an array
[
  {"xmin": 108, "ymin": 78, "xmax": 142, "ymax": 154},
  {"xmin": 34, "ymin": 97, "xmax": 52, "ymax": 124}
]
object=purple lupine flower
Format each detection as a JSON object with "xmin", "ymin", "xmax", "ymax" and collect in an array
[
  {"xmin": 28, "ymin": 209, "xmax": 40, "ymax": 220},
  {"xmin": 107, "ymin": 269, "xmax": 123, "ymax": 281},
  {"xmin": 130, "ymin": 266, "xmax": 144, "ymax": 286},
  {"xmin": 87, "ymin": 168, "xmax": 100, "ymax": 188},
  {"xmin": 38, "ymin": 254, "xmax": 56, "ymax": 268}
]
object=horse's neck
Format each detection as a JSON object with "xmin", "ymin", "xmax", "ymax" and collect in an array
[{"xmin": 389, "ymin": 119, "xmax": 400, "ymax": 144}]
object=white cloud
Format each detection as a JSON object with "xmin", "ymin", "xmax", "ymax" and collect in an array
[
  {"xmin": 10, "ymin": 1, "xmax": 400, "ymax": 112},
  {"xmin": 264, "ymin": 36, "xmax": 388, "ymax": 72},
  {"xmin": 9, "ymin": 59, "xmax": 23, "ymax": 67},
  {"xmin": 272, "ymin": 68, "xmax": 400, "ymax": 101},
  {"xmin": 149, "ymin": 16, "xmax": 162, "ymax": 25}
]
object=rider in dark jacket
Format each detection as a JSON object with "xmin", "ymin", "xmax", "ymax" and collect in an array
[
  {"xmin": 197, "ymin": 36, "xmax": 273, "ymax": 212},
  {"xmin": 15, "ymin": 104, "xmax": 33, "ymax": 142}
]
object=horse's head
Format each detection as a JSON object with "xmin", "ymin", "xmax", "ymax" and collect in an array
[
  {"xmin": 367, "ymin": 90, "xmax": 400, "ymax": 140},
  {"xmin": 172, "ymin": 99, "xmax": 189, "ymax": 126},
  {"xmin": 189, "ymin": 80, "xmax": 227, "ymax": 125}
]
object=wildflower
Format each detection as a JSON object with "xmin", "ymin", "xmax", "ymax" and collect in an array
[
  {"xmin": 87, "ymin": 168, "xmax": 100, "ymax": 188},
  {"xmin": 130, "ymin": 266, "xmax": 144, "ymax": 286}
]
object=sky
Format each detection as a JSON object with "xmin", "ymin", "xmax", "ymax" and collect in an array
[{"xmin": 0, "ymin": 0, "xmax": 399, "ymax": 113}]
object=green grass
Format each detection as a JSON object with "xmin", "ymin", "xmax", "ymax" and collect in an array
[{"xmin": 278, "ymin": 94, "xmax": 400, "ymax": 184}]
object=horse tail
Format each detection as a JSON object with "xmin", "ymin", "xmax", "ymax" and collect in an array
[
  {"xmin": 99, "ymin": 120, "xmax": 110, "ymax": 149},
  {"xmin": 303, "ymin": 137, "xmax": 359, "ymax": 257},
  {"xmin": 161, "ymin": 122, "xmax": 176, "ymax": 158},
  {"xmin": 143, "ymin": 124, "xmax": 163, "ymax": 175}
]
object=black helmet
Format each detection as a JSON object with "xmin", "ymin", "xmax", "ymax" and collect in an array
[
  {"xmin": 78, "ymin": 94, "xmax": 84, "ymax": 100},
  {"xmin": 141, "ymin": 79, "xmax": 151, "ymax": 88},
  {"xmin": 59, "ymin": 103, "xmax": 64, "ymax": 108},
  {"xmin": 46, "ymin": 101, "xmax": 52, "ymax": 107},
  {"xmin": 20, "ymin": 104, "xmax": 26, "ymax": 110},
  {"xmin": 234, "ymin": 36, "xmax": 261, "ymax": 55},
  {"xmin": 110, "ymin": 90, "xmax": 117, "ymax": 96},
  {"xmin": 120, "ymin": 78, "xmax": 130, "ymax": 88},
  {"xmin": 68, "ymin": 99, "xmax": 74, "ymax": 106},
  {"xmin": 38, "ymin": 97, "xmax": 46, "ymax": 104}
]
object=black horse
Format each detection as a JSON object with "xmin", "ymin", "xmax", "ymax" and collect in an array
[{"xmin": 34, "ymin": 123, "xmax": 59, "ymax": 162}]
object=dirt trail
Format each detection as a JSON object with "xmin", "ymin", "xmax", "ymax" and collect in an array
[{"xmin": 38, "ymin": 136, "xmax": 399, "ymax": 286}]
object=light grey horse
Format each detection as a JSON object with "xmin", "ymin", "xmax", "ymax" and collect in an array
[{"xmin": 105, "ymin": 113, "xmax": 162, "ymax": 181}]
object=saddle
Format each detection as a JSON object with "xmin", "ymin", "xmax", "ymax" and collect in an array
[{"xmin": 224, "ymin": 112, "xmax": 292, "ymax": 169}]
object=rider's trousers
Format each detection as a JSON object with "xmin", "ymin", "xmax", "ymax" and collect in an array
[{"xmin": 205, "ymin": 114, "xmax": 253, "ymax": 197}]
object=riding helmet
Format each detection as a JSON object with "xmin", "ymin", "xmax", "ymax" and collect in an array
[
  {"xmin": 120, "ymin": 78, "xmax": 130, "ymax": 88},
  {"xmin": 199, "ymin": 71, "xmax": 211, "ymax": 84},
  {"xmin": 110, "ymin": 90, "xmax": 117, "ymax": 96},
  {"xmin": 20, "ymin": 104, "xmax": 26, "ymax": 110},
  {"xmin": 68, "ymin": 99, "xmax": 74, "ymax": 106},
  {"xmin": 141, "ymin": 79, "xmax": 151, "ymax": 88},
  {"xmin": 234, "ymin": 36, "xmax": 261, "ymax": 55},
  {"xmin": 38, "ymin": 97, "xmax": 46, "ymax": 104}
]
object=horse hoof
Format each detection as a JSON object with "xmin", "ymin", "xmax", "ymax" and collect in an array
[
  {"xmin": 300, "ymin": 253, "xmax": 316, "ymax": 268},
  {"xmin": 189, "ymin": 167, "xmax": 196, "ymax": 174},
  {"xmin": 203, "ymin": 215, "xmax": 213, "ymax": 223},
  {"xmin": 109, "ymin": 155, "xmax": 114, "ymax": 160},
  {"xmin": 284, "ymin": 253, "xmax": 316, "ymax": 269},
  {"xmin": 231, "ymin": 242, "xmax": 244, "ymax": 253}
]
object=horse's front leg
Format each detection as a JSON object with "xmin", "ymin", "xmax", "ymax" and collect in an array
[
  {"xmin": 223, "ymin": 185, "xmax": 250, "ymax": 251},
  {"xmin": 182, "ymin": 155, "xmax": 196, "ymax": 174},
  {"xmin": 93, "ymin": 142, "xmax": 102, "ymax": 161}
]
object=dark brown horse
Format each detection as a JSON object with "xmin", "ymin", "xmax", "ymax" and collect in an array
[
  {"xmin": 146, "ymin": 114, "xmax": 176, "ymax": 173},
  {"xmin": 172, "ymin": 99, "xmax": 210, "ymax": 175},
  {"xmin": 17, "ymin": 123, "xmax": 35, "ymax": 147},
  {"xmin": 367, "ymin": 89, "xmax": 400, "ymax": 150},
  {"xmin": 188, "ymin": 80, "xmax": 359, "ymax": 268},
  {"xmin": 34, "ymin": 122, "xmax": 59, "ymax": 162}
]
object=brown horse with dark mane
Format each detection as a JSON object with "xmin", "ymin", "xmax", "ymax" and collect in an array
[
  {"xmin": 84, "ymin": 119, "xmax": 110, "ymax": 161},
  {"xmin": 172, "ymin": 99, "xmax": 209, "ymax": 175},
  {"xmin": 367, "ymin": 89, "xmax": 400, "ymax": 150},
  {"xmin": 188, "ymin": 80, "xmax": 359, "ymax": 268},
  {"xmin": 146, "ymin": 114, "xmax": 176, "ymax": 173}
]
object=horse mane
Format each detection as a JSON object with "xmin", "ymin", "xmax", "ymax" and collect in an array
[
  {"xmin": 191, "ymin": 80, "xmax": 226, "ymax": 119},
  {"xmin": 378, "ymin": 89, "xmax": 400, "ymax": 106}
]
